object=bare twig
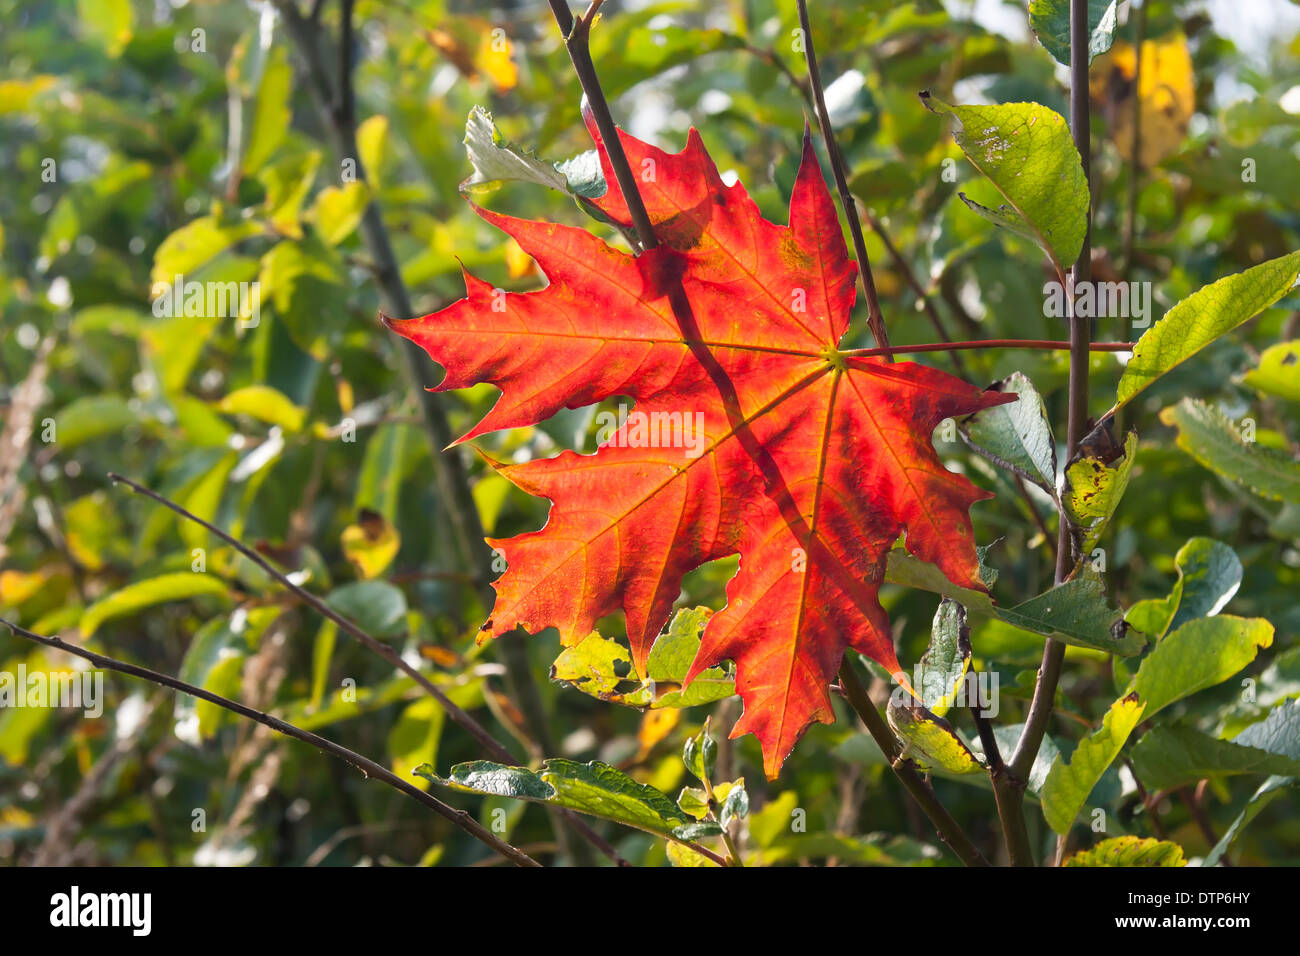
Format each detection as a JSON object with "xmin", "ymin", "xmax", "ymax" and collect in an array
[
  {"xmin": 107, "ymin": 472, "xmax": 516, "ymax": 763},
  {"xmin": 864, "ymin": 208, "xmax": 970, "ymax": 376},
  {"xmin": 838, "ymin": 659, "xmax": 990, "ymax": 866},
  {"xmin": 1008, "ymin": 0, "xmax": 1096, "ymax": 859},
  {"xmin": 107, "ymin": 471, "xmax": 628, "ymax": 866},
  {"xmin": 796, "ymin": 0, "xmax": 891, "ymax": 357},
  {"xmin": 1, "ymin": 618, "xmax": 541, "ymax": 867},
  {"xmin": 548, "ymin": 0, "xmax": 657, "ymax": 251},
  {"xmin": 1184, "ymin": 781, "xmax": 1227, "ymax": 859},
  {"xmin": 843, "ymin": 339, "xmax": 1132, "ymax": 357}
]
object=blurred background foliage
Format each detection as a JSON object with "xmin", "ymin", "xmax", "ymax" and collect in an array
[{"xmin": 1, "ymin": 0, "xmax": 1299, "ymax": 866}]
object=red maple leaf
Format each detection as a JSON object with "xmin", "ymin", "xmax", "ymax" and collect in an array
[{"xmin": 388, "ymin": 115, "xmax": 1012, "ymax": 778}]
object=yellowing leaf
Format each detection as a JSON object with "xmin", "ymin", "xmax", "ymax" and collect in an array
[
  {"xmin": 0, "ymin": 565, "xmax": 69, "ymax": 606},
  {"xmin": 357, "ymin": 115, "xmax": 389, "ymax": 188},
  {"xmin": 77, "ymin": 0, "xmax": 134, "ymax": 58},
  {"xmin": 0, "ymin": 76, "xmax": 57, "ymax": 114},
  {"xmin": 476, "ymin": 30, "xmax": 518, "ymax": 92},
  {"xmin": 341, "ymin": 509, "xmax": 401, "ymax": 579},
  {"xmin": 504, "ymin": 238, "xmax": 537, "ymax": 279},
  {"xmin": 213, "ymin": 385, "xmax": 306, "ymax": 432},
  {"xmin": 1064, "ymin": 836, "xmax": 1186, "ymax": 867},
  {"xmin": 1041, "ymin": 695, "xmax": 1146, "ymax": 834},
  {"xmin": 1092, "ymin": 35, "xmax": 1194, "ymax": 167},
  {"xmin": 636, "ymin": 708, "xmax": 682, "ymax": 761},
  {"xmin": 309, "ymin": 181, "xmax": 370, "ymax": 245},
  {"xmin": 1243, "ymin": 340, "xmax": 1300, "ymax": 402}
]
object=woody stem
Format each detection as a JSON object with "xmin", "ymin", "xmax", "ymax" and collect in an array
[
  {"xmin": 838, "ymin": 660, "xmax": 990, "ymax": 866},
  {"xmin": 1006, "ymin": 0, "xmax": 1097, "ymax": 864},
  {"xmin": 796, "ymin": 0, "xmax": 891, "ymax": 358}
]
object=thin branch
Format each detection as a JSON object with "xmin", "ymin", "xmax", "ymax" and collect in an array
[
  {"xmin": 108, "ymin": 472, "xmax": 626, "ymax": 866},
  {"xmin": 1012, "ymin": 473, "xmax": 1056, "ymax": 553},
  {"xmin": 837, "ymin": 659, "xmax": 990, "ymax": 866},
  {"xmin": 864, "ymin": 208, "xmax": 970, "ymax": 376},
  {"xmin": 1184, "ymin": 781, "xmax": 1227, "ymax": 859},
  {"xmin": 843, "ymin": 339, "xmax": 1133, "ymax": 357},
  {"xmin": 0, "ymin": 617, "xmax": 541, "ymax": 868},
  {"xmin": 795, "ymin": 0, "xmax": 891, "ymax": 357},
  {"xmin": 969, "ymin": 698, "xmax": 1003, "ymax": 773},
  {"xmin": 548, "ymin": 0, "xmax": 657, "ymax": 251},
  {"xmin": 1125, "ymin": 756, "xmax": 1169, "ymax": 841},
  {"xmin": 968, "ymin": 667, "xmax": 1033, "ymax": 866},
  {"xmin": 107, "ymin": 472, "xmax": 517, "ymax": 764},
  {"xmin": 272, "ymin": 0, "xmax": 487, "ymax": 584},
  {"xmin": 1009, "ymin": 0, "xmax": 1095, "ymax": 824}
]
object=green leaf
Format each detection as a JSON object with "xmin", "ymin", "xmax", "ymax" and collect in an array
[
  {"xmin": 1203, "ymin": 775, "xmax": 1298, "ymax": 867},
  {"xmin": 996, "ymin": 577, "xmax": 1145, "ymax": 656},
  {"xmin": 916, "ymin": 599, "xmax": 972, "ymax": 715},
  {"xmin": 389, "ymin": 698, "xmax": 445, "ymax": 792},
  {"xmin": 175, "ymin": 607, "xmax": 280, "ymax": 742},
  {"xmin": 549, "ymin": 607, "xmax": 735, "ymax": 709},
  {"xmin": 324, "ymin": 580, "xmax": 408, "ymax": 638},
  {"xmin": 1028, "ymin": 0, "xmax": 1119, "ymax": 66},
  {"xmin": 683, "ymin": 720, "xmax": 717, "ymax": 783},
  {"xmin": 666, "ymin": 841, "xmax": 721, "ymax": 867},
  {"xmin": 1126, "ymin": 537, "xmax": 1242, "ymax": 639},
  {"xmin": 243, "ymin": 45, "xmax": 292, "ymax": 174},
  {"xmin": 214, "ymin": 385, "xmax": 307, "ymax": 433},
  {"xmin": 887, "ymin": 701, "xmax": 986, "ymax": 776},
  {"xmin": 676, "ymin": 786, "xmax": 710, "ymax": 820},
  {"xmin": 179, "ymin": 451, "xmax": 237, "ymax": 553},
  {"xmin": 309, "ymin": 619, "xmax": 337, "ymax": 710},
  {"xmin": 1233, "ymin": 698, "xmax": 1300, "ymax": 759},
  {"xmin": 143, "ymin": 312, "xmax": 223, "ymax": 394},
  {"xmin": 259, "ymin": 151, "xmax": 321, "ymax": 239},
  {"xmin": 959, "ymin": 371, "xmax": 1057, "ymax": 493},
  {"xmin": 1117, "ymin": 251, "xmax": 1300, "ymax": 408},
  {"xmin": 77, "ymin": 0, "xmax": 134, "ymax": 57},
  {"xmin": 1242, "ymin": 340, "xmax": 1300, "ymax": 402},
  {"xmin": 81, "ymin": 573, "xmax": 231, "ymax": 637},
  {"xmin": 1064, "ymin": 836, "xmax": 1186, "ymax": 867},
  {"xmin": 151, "ymin": 216, "xmax": 263, "ymax": 287},
  {"xmin": 355, "ymin": 423, "xmax": 419, "ymax": 522},
  {"xmin": 588, "ymin": 17, "xmax": 744, "ymax": 100},
  {"xmin": 1041, "ymin": 695, "xmax": 1146, "ymax": 834},
  {"xmin": 461, "ymin": 106, "xmax": 605, "ymax": 199},
  {"xmin": 53, "ymin": 395, "xmax": 137, "ymax": 449},
  {"xmin": 418, "ymin": 759, "xmax": 715, "ymax": 842},
  {"xmin": 922, "ymin": 94, "xmax": 1088, "ymax": 273},
  {"xmin": 1160, "ymin": 399, "xmax": 1300, "ymax": 503},
  {"xmin": 884, "ymin": 548, "xmax": 997, "ymax": 616},
  {"xmin": 644, "ymin": 607, "xmax": 735, "ymax": 708},
  {"xmin": 255, "ymin": 238, "xmax": 346, "ymax": 358},
  {"xmin": 1130, "ymin": 615, "xmax": 1274, "ymax": 719},
  {"xmin": 759, "ymin": 831, "xmax": 941, "ymax": 866},
  {"xmin": 1130, "ymin": 723, "xmax": 1300, "ymax": 791},
  {"xmin": 550, "ymin": 631, "xmax": 633, "ymax": 701},
  {"xmin": 720, "ymin": 784, "xmax": 750, "ymax": 828},
  {"xmin": 1062, "ymin": 422, "xmax": 1137, "ymax": 554},
  {"xmin": 309, "ymin": 181, "xmax": 370, "ymax": 246},
  {"xmin": 356, "ymin": 115, "xmax": 388, "ymax": 188}
]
